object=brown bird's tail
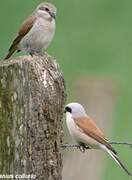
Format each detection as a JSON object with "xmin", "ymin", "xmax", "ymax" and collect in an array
[{"xmin": 4, "ymin": 48, "xmax": 17, "ymax": 60}]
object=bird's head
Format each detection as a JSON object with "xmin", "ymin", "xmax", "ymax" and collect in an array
[
  {"xmin": 64, "ymin": 102, "xmax": 87, "ymax": 118},
  {"xmin": 36, "ymin": 2, "xmax": 57, "ymax": 20}
]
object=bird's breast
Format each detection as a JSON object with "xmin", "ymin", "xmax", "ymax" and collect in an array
[
  {"xmin": 66, "ymin": 113, "xmax": 100, "ymax": 149},
  {"xmin": 19, "ymin": 17, "xmax": 55, "ymax": 51},
  {"xmin": 31, "ymin": 18, "xmax": 55, "ymax": 45}
]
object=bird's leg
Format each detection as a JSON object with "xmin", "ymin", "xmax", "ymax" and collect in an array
[
  {"xmin": 29, "ymin": 50, "xmax": 44, "ymax": 57},
  {"xmin": 38, "ymin": 52, "xmax": 44, "ymax": 56},
  {"xmin": 29, "ymin": 50, "xmax": 39, "ymax": 57},
  {"xmin": 78, "ymin": 143, "xmax": 90, "ymax": 153},
  {"xmin": 29, "ymin": 51, "xmax": 34, "ymax": 57}
]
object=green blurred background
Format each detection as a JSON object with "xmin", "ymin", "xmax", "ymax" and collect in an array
[{"xmin": 0, "ymin": 0, "xmax": 132, "ymax": 179}]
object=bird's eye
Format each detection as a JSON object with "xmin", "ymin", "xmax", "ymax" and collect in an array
[
  {"xmin": 65, "ymin": 106, "xmax": 72, "ymax": 113},
  {"xmin": 45, "ymin": 7, "xmax": 49, "ymax": 12},
  {"xmin": 39, "ymin": 7, "xmax": 49, "ymax": 12}
]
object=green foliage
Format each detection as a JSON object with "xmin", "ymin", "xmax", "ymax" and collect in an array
[{"xmin": 0, "ymin": 0, "xmax": 132, "ymax": 179}]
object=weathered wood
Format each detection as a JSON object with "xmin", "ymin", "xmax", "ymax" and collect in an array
[{"xmin": 0, "ymin": 54, "xmax": 66, "ymax": 180}]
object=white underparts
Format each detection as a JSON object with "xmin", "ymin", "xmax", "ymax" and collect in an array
[
  {"xmin": 19, "ymin": 17, "xmax": 55, "ymax": 54},
  {"xmin": 66, "ymin": 112, "xmax": 100, "ymax": 149}
]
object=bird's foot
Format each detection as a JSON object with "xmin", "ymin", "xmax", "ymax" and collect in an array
[
  {"xmin": 78, "ymin": 143, "xmax": 90, "ymax": 153},
  {"xmin": 30, "ymin": 51, "xmax": 44, "ymax": 57}
]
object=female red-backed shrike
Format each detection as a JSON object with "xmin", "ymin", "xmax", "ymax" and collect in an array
[
  {"xmin": 64, "ymin": 102, "xmax": 132, "ymax": 176},
  {"xmin": 5, "ymin": 2, "xmax": 56, "ymax": 59}
]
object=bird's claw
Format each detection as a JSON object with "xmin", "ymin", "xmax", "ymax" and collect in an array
[{"xmin": 78, "ymin": 144, "xmax": 90, "ymax": 152}]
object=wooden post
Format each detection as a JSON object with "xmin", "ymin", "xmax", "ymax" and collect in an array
[{"xmin": 0, "ymin": 54, "xmax": 66, "ymax": 180}]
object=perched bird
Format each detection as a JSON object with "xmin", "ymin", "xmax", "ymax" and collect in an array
[
  {"xmin": 64, "ymin": 102, "xmax": 132, "ymax": 176},
  {"xmin": 4, "ymin": 2, "xmax": 56, "ymax": 59}
]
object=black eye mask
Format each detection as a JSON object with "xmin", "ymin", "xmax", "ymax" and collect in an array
[{"xmin": 64, "ymin": 106, "xmax": 72, "ymax": 113}]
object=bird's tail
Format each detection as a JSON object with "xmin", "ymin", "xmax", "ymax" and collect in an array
[
  {"xmin": 4, "ymin": 49, "xmax": 16, "ymax": 60},
  {"xmin": 102, "ymin": 145, "xmax": 132, "ymax": 177}
]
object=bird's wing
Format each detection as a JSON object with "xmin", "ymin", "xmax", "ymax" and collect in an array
[
  {"xmin": 74, "ymin": 117, "xmax": 117, "ymax": 155},
  {"xmin": 5, "ymin": 15, "xmax": 36, "ymax": 59}
]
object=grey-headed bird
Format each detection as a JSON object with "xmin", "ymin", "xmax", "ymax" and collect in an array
[
  {"xmin": 64, "ymin": 102, "xmax": 132, "ymax": 176},
  {"xmin": 5, "ymin": 2, "xmax": 56, "ymax": 59}
]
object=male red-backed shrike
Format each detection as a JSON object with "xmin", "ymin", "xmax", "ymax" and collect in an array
[
  {"xmin": 4, "ymin": 2, "xmax": 56, "ymax": 59},
  {"xmin": 64, "ymin": 102, "xmax": 132, "ymax": 176}
]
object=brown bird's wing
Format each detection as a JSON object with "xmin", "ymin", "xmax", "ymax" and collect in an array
[
  {"xmin": 4, "ymin": 15, "xmax": 36, "ymax": 59},
  {"xmin": 74, "ymin": 117, "xmax": 117, "ymax": 155}
]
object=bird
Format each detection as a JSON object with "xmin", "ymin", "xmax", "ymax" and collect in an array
[
  {"xmin": 64, "ymin": 102, "xmax": 132, "ymax": 176},
  {"xmin": 4, "ymin": 2, "xmax": 56, "ymax": 59}
]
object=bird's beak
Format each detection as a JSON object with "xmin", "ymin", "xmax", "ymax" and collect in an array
[
  {"xmin": 50, "ymin": 12, "xmax": 56, "ymax": 19},
  {"xmin": 64, "ymin": 109, "xmax": 66, "ymax": 113}
]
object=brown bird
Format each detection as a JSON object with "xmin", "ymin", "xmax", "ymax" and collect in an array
[
  {"xmin": 4, "ymin": 2, "xmax": 56, "ymax": 59},
  {"xmin": 64, "ymin": 102, "xmax": 132, "ymax": 177}
]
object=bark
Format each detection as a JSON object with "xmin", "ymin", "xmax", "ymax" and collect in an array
[{"xmin": 0, "ymin": 54, "xmax": 66, "ymax": 180}]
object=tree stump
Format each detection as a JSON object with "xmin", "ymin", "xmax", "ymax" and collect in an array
[{"xmin": 0, "ymin": 54, "xmax": 66, "ymax": 180}]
